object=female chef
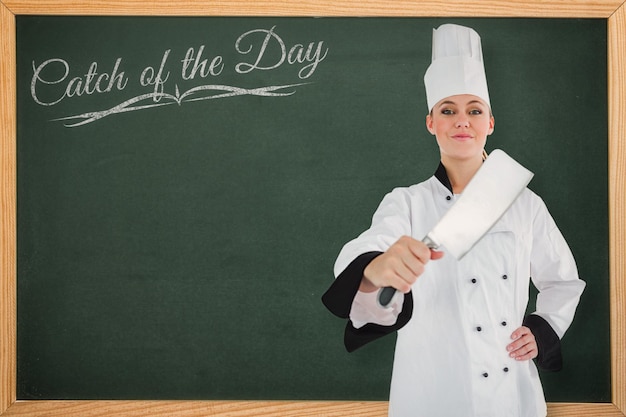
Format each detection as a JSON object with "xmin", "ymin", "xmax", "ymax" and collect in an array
[{"xmin": 322, "ymin": 24, "xmax": 586, "ymax": 417}]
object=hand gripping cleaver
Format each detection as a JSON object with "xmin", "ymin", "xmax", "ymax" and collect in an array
[{"xmin": 377, "ymin": 149, "xmax": 534, "ymax": 307}]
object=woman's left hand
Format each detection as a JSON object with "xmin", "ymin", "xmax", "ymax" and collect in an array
[{"xmin": 506, "ymin": 326, "xmax": 538, "ymax": 361}]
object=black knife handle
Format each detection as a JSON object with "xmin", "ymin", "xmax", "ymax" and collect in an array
[
  {"xmin": 376, "ymin": 236, "xmax": 439, "ymax": 308},
  {"xmin": 378, "ymin": 286, "xmax": 397, "ymax": 308}
]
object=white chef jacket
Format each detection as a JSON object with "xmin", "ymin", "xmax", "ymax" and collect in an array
[{"xmin": 332, "ymin": 172, "xmax": 585, "ymax": 417}]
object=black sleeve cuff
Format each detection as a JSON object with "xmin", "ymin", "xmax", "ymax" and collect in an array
[
  {"xmin": 344, "ymin": 292, "xmax": 413, "ymax": 352},
  {"xmin": 322, "ymin": 252, "xmax": 414, "ymax": 352},
  {"xmin": 322, "ymin": 252, "xmax": 383, "ymax": 318},
  {"xmin": 523, "ymin": 314, "xmax": 562, "ymax": 371}
]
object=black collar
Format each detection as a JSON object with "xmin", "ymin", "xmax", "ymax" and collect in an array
[{"xmin": 434, "ymin": 162, "xmax": 454, "ymax": 194}]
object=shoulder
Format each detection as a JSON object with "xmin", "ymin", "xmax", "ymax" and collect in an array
[
  {"xmin": 507, "ymin": 188, "xmax": 563, "ymax": 239},
  {"xmin": 375, "ymin": 177, "xmax": 441, "ymax": 209},
  {"xmin": 512, "ymin": 187, "xmax": 549, "ymax": 215},
  {"xmin": 384, "ymin": 176, "xmax": 441, "ymax": 200}
]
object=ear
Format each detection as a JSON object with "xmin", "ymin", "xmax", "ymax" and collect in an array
[
  {"xmin": 488, "ymin": 116, "xmax": 495, "ymax": 135},
  {"xmin": 426, "ymin": 114, "xmax": 435, "ymax": 135}
]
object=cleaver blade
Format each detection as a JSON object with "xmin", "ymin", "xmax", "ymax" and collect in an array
[{"xmin": 378, "ymin": 149, "xmax": 534, "ymax": 307}]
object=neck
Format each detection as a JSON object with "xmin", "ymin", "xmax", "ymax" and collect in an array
[{"xmin": 441, "ymin": 155, "xmax": 483, "ymax": 194}]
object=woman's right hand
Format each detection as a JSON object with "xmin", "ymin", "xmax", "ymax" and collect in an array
[{"xmin": 360, "ymin": 236, "xmax": 444, "ymax": 293}]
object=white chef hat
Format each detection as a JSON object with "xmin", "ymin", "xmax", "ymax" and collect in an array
[{"xmin": 424, "ymin": 24, "xmax": 490, "ymax": 112}]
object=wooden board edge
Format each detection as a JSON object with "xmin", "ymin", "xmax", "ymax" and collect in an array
[
  {"xmin": 0, "ymin": 0, "xmax": 623, "ymax": 18},
  {"xmin": 1, "ymin": 400, "xmax": 388, "ymax": 417},
  {"xmin": 1, "ymin": 1, "xmax": 625, "ymax": 416},
  {"xmin": 1, "ymin": 401, "xmax": 626, "ymax": 417},
  {"xmin": 608, "ymin": 1, "xmax": 626, "ymax": 414},
  {"xmin": 0, "ymin": 1, "xmax": 17, "ymax": 415}
]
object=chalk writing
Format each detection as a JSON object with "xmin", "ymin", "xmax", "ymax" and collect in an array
[
  {"xmin": 139, "ymin": 49, "xmax": 170, "ymax": 101},
  {"xmin": 51, "ymin": 83, "xmax": 308, "ymax": 128},
  {"xmin": 235, "ymin": 26, "xmax": 328, "ymax": 79},
  {"xmin": 31, "ymin": 57, "xmax": 128, "ymax": 106},
  {"xmin": 181, "ymin": 46, "xmax": 224, "ymax": 80},
  {"xmin": 30, "ymin": 26, "xmax": 329, "ymax": 127}
]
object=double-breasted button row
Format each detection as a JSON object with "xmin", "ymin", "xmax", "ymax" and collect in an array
[
  {"xmin": 468, "ymin": 274, "xmax": 509, "ymax": 284},
  {"xmin": 474, "ymin": 321, "xmax": 508, "ymax": 332},
  {"xmin": 481, "ymin": 367, "xmax": 511, "ymax": 378},
  {"xmin": 474, "ymin": 320, "xmax": 508, "ymax": 331}
]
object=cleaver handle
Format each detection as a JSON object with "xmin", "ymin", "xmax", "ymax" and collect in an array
[{"xmin": 377, "ymin": 236, "xmax": 439, "ymax": 308}]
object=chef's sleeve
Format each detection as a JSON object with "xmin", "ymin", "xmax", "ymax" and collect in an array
[
  {"xmin": 527, "ymin": 198, "xmax": 586, "ymax": 371},
  {"xmin": 322, "ymin": 188, "xmax": 416, "ymax": 351},
  {"xmin": 322, "ymin": 252, "xmax": 413, "ymax": 352}
]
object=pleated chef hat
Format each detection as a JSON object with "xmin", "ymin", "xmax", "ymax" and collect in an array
[{"xmin": 424, "ymin": 24, "xmax": 490, "ymax": 112}]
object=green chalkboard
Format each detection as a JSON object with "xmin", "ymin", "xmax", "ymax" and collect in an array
[{"xmin": 16, "ymin": 16, "xmax": 608, "ymax": 401}]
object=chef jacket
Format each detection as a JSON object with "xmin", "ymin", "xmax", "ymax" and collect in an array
[{"xmin": 322, "ymin": 163, "xmax": 585, "ymax": 417}]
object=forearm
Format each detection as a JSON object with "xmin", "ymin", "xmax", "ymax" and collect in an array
[{"xmin": 322, "ymin": 252, "xmax": 413, "ymax": 351}]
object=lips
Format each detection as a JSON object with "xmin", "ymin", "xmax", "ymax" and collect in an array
[{"xmin": 452, "ymin": 133, "xmax": 473, "ymax": 141}]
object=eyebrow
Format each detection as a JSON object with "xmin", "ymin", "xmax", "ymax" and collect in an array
[{"xmin": 437, "ymin": 99, "xmax": 486, "ymax": 108}]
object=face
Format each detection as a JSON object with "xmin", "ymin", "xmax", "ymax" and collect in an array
[{"xmin": 426, "ymin": 94, "xmax": 495, "ymax": 164}]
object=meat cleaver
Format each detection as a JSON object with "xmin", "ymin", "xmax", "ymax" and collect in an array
[{"xmin": 377, "ymin": 149, "xmax": 534, "ymax": 307}]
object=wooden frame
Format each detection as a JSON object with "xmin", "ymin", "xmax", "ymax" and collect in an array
[{"xmin": 1, "ymin": 1, "xmax": 624, "ymax": 416}]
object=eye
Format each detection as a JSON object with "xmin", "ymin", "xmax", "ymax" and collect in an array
[
  {"xmin": 469, "ymin": 109, "xmax": 483, "ymax": 115},
  {"xmin": 441, "ymin": 108, "xmax": 455, "ymax": 115}
]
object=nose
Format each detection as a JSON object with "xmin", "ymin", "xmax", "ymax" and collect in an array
[{"xmin": 455, "ymin": 116, "xmax": 470, "ymax": 128}]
